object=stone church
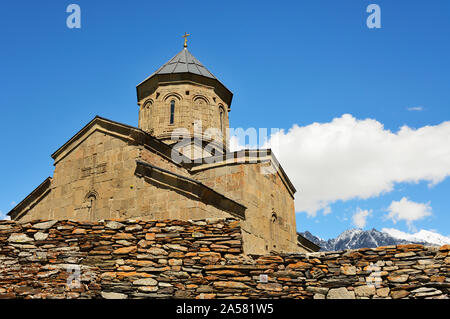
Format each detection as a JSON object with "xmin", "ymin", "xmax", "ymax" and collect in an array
[{"xmin": 8, "ymin": 40, "xmax": 319, "ymax": 254}]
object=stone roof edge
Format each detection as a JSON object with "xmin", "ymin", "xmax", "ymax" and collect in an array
[
  {"xmin": 297, "ymin": 232, "xmax": 321, "ymax": 252},
  {"xmin": 135, "ymin": 160, "xmax": 246, "ymax": 220},
  {"xmin": 136, "ymin": 50, "xmax": 182, "ymax": 86},
  {"xmin": 8, "ymin": 177, "xmax": 52, "ymax": 219},
  {"xmin": 136, "ymin": 73, "xmax": 233, "ymax": 107},
  {"xmin": 268, "ymin": 150, "xmax": 297, "ymax": 196}
]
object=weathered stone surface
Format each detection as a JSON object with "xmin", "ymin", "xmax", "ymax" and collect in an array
[
  {"xmin": 286, "ymin": 261, "xmax": 312, "ymax": 270},
  {"xmin": 391, "ymin": 290, "xmax": 410, "ymax": 299},
  {"xmin": 376, "ymin": 287, "xmax": 390, "ymax": 297},
  {"xmin": 138, "ymin": 286, "xmax": 158, "ymax": 292},
  {"xmin": 133, "ymin": 278, "xmax": 158, "ymax": 286},
  {"xmin": 101, "ymin": 292, "xmax": 127, "ymax": 299},
  {"xmin": 0, "ymin": 219, "xmax": 447, "ymax": 300},
  {"xmin": 105, "ymin": 221, "xmax": 125, "ymax": 230},
  {"xmin": 164, "ymin": 244, "xmax": 188, "ymax": 252},
  {"xmin": 8, "ymin": 233, "xmax": 34, "ymax": 243},
  {"xmin": 213, "ymin": 281, "xmax": 250, "ymax": 289},
  {"xmin": 72, "ymin": 228, "xmax": 87, "ymax": 235},
  {"xmin": 147, "ymin": 248, "xmax": 168, "ymax": 256},
  {"xmin": 354, "ymin": 285, "xmax": 376, "ymax": 297},
  {"xmin": 33, "ymin": 221, "xmax": 58, "ymax": 230},
  {"xmin": 327, "ymin": 288, "xmax": 355, "ymax": 299},
  {"xmin": 125, "ymin": 225, "xmax": 142, "ymax": 232},
  {"xmin": 410, "ymin": 287, "xmax": 444, "ymax": 299},
  {"xmin": 34, "ymin": 232, "xmax": 48, "ymax": 241},
  {"xmin": 113, "ymin": 246, "xmax": 137, "ymax": 254},
  {"xmin": 397, "ymin": 244, "xmax": 423, "ymax": 251},
  {"xmin": 341, "ymin": 265, "xmax": 357, "ymax": 275},
  {"xmin": 394, "ymin": 252, "xmax": 416, "ymax": 258},
  {"xmin": 256, "ymin": 283, "xmax": 283, "ymax": 292},
  {"xmin": 387, "ymin": 275, "xmax": 409, "ymax": 283},
  {"xmin": 414, "ymin": 289, "xmax": 442, "ymax": 298},
  {"xmin": 256, "ymin": 256, "xmax": 284, "ymax": 264},
  {"xmin": 306, "ymin": 287, "xmax": 329, "ymax": 295}
]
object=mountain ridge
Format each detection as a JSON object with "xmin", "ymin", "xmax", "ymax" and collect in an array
[{"xmin": 300, "ymin": 228, "xmax": 448, "ymax": 251}]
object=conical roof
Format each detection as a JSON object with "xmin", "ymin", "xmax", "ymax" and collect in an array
[
  {"xmin": 147, "ymin": 48, "xmax": 217, "ymax": 81},
  {"xmin": 137, "ymin": 47, "xmax": 233, "ymax": 106}
]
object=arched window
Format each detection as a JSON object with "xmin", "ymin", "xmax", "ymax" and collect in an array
[
  {"xmin": 85, "ymin": 191, "xmax": 98, "ymax": 215},
  {"xmin": 140, "ymin": 100, "xmax": 152, "ymax": 130},
  {"xmin": 170, "ymin": 100, "xmax": 175, "ymax": 124},
  {"xmin": 219, "ymin": 106, "xmax": 224, "ymax": 131}
]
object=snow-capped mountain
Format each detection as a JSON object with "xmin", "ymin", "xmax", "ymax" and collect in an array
[
  {"xmin": 382, "ymin": 228, "xmax": 450, "ymax": 246},
  {"xmin": 300, "ymin": 228, "xmax": 435, "ymax": 251}
]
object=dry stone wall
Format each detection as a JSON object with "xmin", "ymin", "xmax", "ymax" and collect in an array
[{"xmin": 0, "ymin": 218, "xmax": 448, "ymax": 299}]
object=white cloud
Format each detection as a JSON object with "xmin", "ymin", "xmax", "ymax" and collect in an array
[
  {"xmin": 253, "ymin": 114, "xmax": 450, "ymax": 216},
  {"xmin": 229, "ymin": 135, "xmax": 244, "ymax": 152},
  {"xmin": 407, "ymin": 106, "xmax": 423, "ymax": 111},
  {"xmin": 386, "ymin": 197, "xmax": 432, "ymax": 230},
  {"xmin": 0, "ymin": 210, "xmax": 7, "ymax": 220},
  {"xmin": 322, "ymin": 206, "xmax": 331, "ymax": 216},
  {"xmin": 352, "ymin": 208, "xmax": 372, "ymax": 228}
]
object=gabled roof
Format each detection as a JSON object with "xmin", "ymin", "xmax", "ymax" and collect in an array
[
  {"xmin": 50, "ymin": 116, "xmax": 192, "ymax": 168},
  {"xmin": 8, "ymin": 177, "xmax": 52, "ymax": 219},
  {"xmin": 51, "ymin": 116, "xmax": 141, "ymax": 161}
]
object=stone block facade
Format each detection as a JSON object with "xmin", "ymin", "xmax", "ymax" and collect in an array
[
  {"xmin": 13, "ymin": 126, "xmax": 231, "ymax": 223},
  {"xmin": 192, "ymin": 155, "xmax": 297, "ymax": 254},
  {"xmin": 138, "ymin": 82, "xmax": 230, "ymax": 150}
]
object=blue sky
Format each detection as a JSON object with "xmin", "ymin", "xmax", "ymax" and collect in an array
[{"xmin": 0, "ymin": 1, "xmax": 449, "ymax": 240}]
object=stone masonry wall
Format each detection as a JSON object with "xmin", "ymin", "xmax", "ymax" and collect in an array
[
  {"xmin": 138, "ymin": 82, "xmax": 230, "ymax": 147},
  {"xmin": 0, "ymin": 218, "xmax": 448, "ymax": 299}
]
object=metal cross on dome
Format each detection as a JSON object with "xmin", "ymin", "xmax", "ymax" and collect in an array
[{"xmin": 182, "ymin": 32, "xmax": 191, "ymax": 48}]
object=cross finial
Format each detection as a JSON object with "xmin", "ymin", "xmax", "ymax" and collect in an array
[{"xmin": 182, "ymin": 32, "xmax": 190, "ymax": 48}]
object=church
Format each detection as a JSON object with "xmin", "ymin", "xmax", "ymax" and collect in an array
[{"xmin": 8, "ymin": 37, "xmax": 319, "ymax": 254}]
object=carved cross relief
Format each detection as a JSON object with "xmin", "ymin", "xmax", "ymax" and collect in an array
[{"xmin": 81, "ymin": 163, "xmax": 106, "ymax": 178}]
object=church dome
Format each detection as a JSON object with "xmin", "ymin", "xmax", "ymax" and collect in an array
[
  {"xmin": 137, "ymin": 47, "xmax": 233, "ymax": 107},
  {"xmin": 148, "ymin": 48, "xmax": 217, "ymax": 80}
]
